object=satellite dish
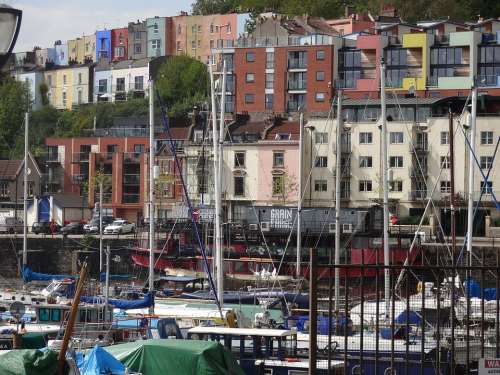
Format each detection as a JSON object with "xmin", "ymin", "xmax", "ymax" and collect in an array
[{"xmin": 9, "ymin": 301, "xmax": 25, "ymax": 322}]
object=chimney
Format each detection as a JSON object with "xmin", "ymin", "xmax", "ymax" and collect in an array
[{"xmin": 345, "ymin": 5, "xmax": 355, "ymax": 18}]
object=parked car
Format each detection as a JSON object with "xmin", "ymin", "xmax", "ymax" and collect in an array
[
  {"xmin": 103, "ymin": 219, "xmax": 136, "ymax": 234},
  {"xmin": 83, "ymin": 216, "xmax": 114, "ymax": 233},
  {"xmin": 60, "ymin": 222, "xmax": 84, "ymax": 235},
  {"xmin": 0, "ymin": 217, "xmax": 24, "ymax": 234},
  {"xmin": 32, "ymin": 221, "xmax": 61, "ymax": 235}
]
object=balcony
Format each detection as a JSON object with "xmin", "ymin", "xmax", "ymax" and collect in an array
[
  {"xmin": 123, "ymin": 174, "xmax": 140, "ymax": 185},
  {"xmin": 122, "ymin": 193, "xmax": 140, "ymax": 204},
  {"xmin": 72, "ymin": 153, "xmax": 90, "ymax": 163},
  {"xmin": 333, "ymin": 165, "xmax": 351, "ymax": 177},
  {"xmin": 123, "ymin": 152, "xmax": 141, "ymax": 163},
  {"xmin": 409, "ymin": 166, "xmax": 427, "ymax": 178},
  {"xmin": 46, "ymin": 153, "xmax": 62, "ymax": 163},
  {"xmin": 288, "ymin": 59, "xmax": 307, "ymax": 70},
  {"xmin": 410, "ymin": 190, "xmax": 427, "ymax": 200},
  {"xmin": 332, "ymin": 143, "xmax": 351, "ymax": 154},
  {"xmin": 287, "ymin": 79, "xmax": 307, "ymax": 91},
  {"xmin": 410, "ymin": 142, "xmax": 429, "ymax": 153},
  {"xmin": 97, "ymin": 153, "xmax": 114, "ymax": 163}
]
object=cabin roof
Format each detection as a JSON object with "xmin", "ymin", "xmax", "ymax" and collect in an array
[{"xmin": 188, "ymin": 326, "xmax": 296, "ymax": 337}]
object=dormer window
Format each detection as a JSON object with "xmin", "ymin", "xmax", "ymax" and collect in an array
[{"xmin": 275, "ymin": 133, "xmax": 291, "ymax": 141}]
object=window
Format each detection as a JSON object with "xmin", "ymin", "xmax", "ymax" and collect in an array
[
  {"xmin": 272, "ymin": 175, "xmax": 284, "ymax": 196},
  {"xmin": 480, "ymin": 156, "xmax": 493, "ymax": 169},
  {"xmin": 134, "ymin": 76, "xmax": 144, "ymax": 90},
  {"xmin": 176, "ymin": 41, "xmax": 181, "ymax": 51},
  {"xmin": 265, "ymin": 73, "xmax": 274, "ymax": 89},
  {"xmin": 63, "ymin": 75, "xmax": 67, "ymax": 85},
  {"xmin": 316, "ymin": 50, "xmax": 325, "ymax": 60},
  {"xmin": 273, "ymin": 151, "xmax": 284, "ymax": 167},
  {"xmin": 359, "ymin": 132, "xmax": 373, "ymax": 144},
  {"xmin": 266, "ymin": 52, "xmax": 274, "ymax": 69},
  {"xmin": 62, "ymin": 92, "xmax": 67, "ymax": 107},
  {"xmin": 39, "ymin": 308, "xmax": 50, "ymax": 322},
  {"xmin": 114, "ymin": 46, "xmax": 125, "ymax": 58},
  {"xmin": 316, "ymin": 71, "xmax": 325, "ymax": 81},
  {"xmin": 50, "ymin": 308, "xmax": 61, "ymax": 322},
  {"xmin": 98, "ymin": 79, "xmax": 107, "ymax": 93},
  {"xmin": 315, "ymin": 132, "xmax": 328, "ymax": 144},
  {"xmin": 234, "ymin": 152, "xmax": 245, "ymax": 168},
  {"xmin": 134, "ymin": 43, "xmax": 142, "ymax": 54},
  {"xmin": 244, "ymin": 94, "xmax": 254, "ymax": 104},
  {"xmin": 440, "ymin": 131, "xmax": 449, "ymax": 145},
  {"xmin": 341, "ymin": 180, "xmax": 350, "ymax": 198},
  {"xmin": 315, "ymin": 156, "xmax": 328, "ymax": 168},
  {"xmin": 116, "ymin": 77, "xmax": 125, "ymax": 92},
  {"xmin": 359, "ymin": 180, "xmax": 372, "ymax": 192},
  {"xmin": 134, "ymin": 31, "xmax": 141, "ymax": 40},
  {"xmin": 440, "ymin": 180, "xmax": 451, "ymax": 193},
  {"xmin": 77, "ymin": 90, "xmax": 82, "ymax": 104},
  {"xmin": 210, "ymin": 24, "xmax": 214, "ymax": 33},
  {"xmin": 246, "ymin": 73, "xmax": 255, "ymax": 83},
  {"xmin": 390, "ymin": 132, "xmax": 404, "ymax": 144},
  {"xmin": 28, "ymin": 181, "xmax": 34, "ymax": 197},
  {"xmin": 265, "ymin": 94, "xmax": 273, "ymax": 110},
  {"xmin": 246, "ymin": 52, "xmax": 255, "ymax": 62},
  {"xmin": 210, "ymin": 40, "xmax": 214, "ymax": 49},
  {"xmin": 275, "ymin": 133, "xmax": 290, "ymax": 140},
  {"xmin": 481, "ymin": 181, "xmax": 493, "ymax": 194},
  {"xmin": 387, "ymin": 180, "xmax": 402, "ymax": 192},
  {"xmin": 152, "ymin": 39, "xmax": 160, "ymax": 50},
  {"xmin": 226, "ymin": 22, "xmax": 231, "ymax": 33},
  {"xmin": 191, "ymin": 40, "xmax": 196, "ymax": 49},
  {"xmin": 314, "ymin": 179, "xmax": 328, "ymax": 192},
  {"xmin": 234, "ymin": 176, "xmax": 245, "ymax": 196},
  {"xmin": 134, "ymin": 144, "xmax": 144, "ymax": 154},
  {"xmin": 481, "ymin": 131, "xmax": 493, "ymax": 145},
  {"xmin": 78, "ymin": 73, "xmax": 82, "ymax": 85},
  {"xmin": 177, "ymin": 24, "xmax": 182, "ymax": 34},
  {"xmin": 289, "ymin": 51, "xmax": 307, "ymax": 69},
  {"xmin": 389, "ymin": 156, "xmax": 404, "ymax": 168},
  {"xmin": 315, "ymin": 92, "xmax": 326, "ymax": 102},
  {"xmin": 47, "ymin": 75, "xmax": 52, "ymax": 87},
  {"xmin": 153, "ymin": 23, "xmax": 159, "ymax": 34},
  {"xmin": 0, "ymin": 181, "xmax": 8, "ymax": 197},
  {"xmin": 359, "ymin": 156, "xmax": 372, "ymax": 168},
  {"xmin": 440, "ymin": 156, "xmax": 450, "ymax": 169},
  {"xmin": 198, "ymin": 25, "xmax": 202, "ymax": 33}
]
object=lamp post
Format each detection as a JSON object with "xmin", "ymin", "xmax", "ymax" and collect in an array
[{"xmin": 0, "ymin": 4, "xmax": 22, "ymax": 70}]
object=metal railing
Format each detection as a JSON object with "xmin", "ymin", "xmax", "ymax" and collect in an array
[
  {"xmin": 122, "ymin": 193, "xmax": 140, "ymax": 204},
  {"xmin": 123, "ymin": 174, "xmax": 140, "ymax": 185},
  {"xmin": 310, "ymin": 253, "xmax": 500, "ymax": 374},
  {"xmin": 288, "ymin": 79, "xmax": 307, "ymax": 90},
  {"xmin": 72, "ymin": 152, "xmax": 90, "ymax": 163}
]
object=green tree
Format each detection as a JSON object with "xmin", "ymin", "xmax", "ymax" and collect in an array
[
  {"xmin": 0, "ymin": 77, "xmax": 29, "ymax": 158},
  {"xmin": 192, "ymin": 0, "xmax": 240, "ymax": 15},
  {"xmin": 39, "ymin": 83, "xmax": 49, "ymax": 106},
  {"xmin": 156, "ymin": 55, "xmax": 209, "ymax": 118}
]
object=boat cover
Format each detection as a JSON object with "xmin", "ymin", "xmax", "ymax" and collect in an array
[
  {"xmin": 465, "ymin": 278, "xmax": 497, "ymax": 300},
  {"xmin": 0, "ymin": 349, "xmax": 58, "ymax": 375},
  {"xmin": 22, "ymin": 266, "xmax": 75, "ymax": 282},
  {"xmin": 105, "ymin": 339, "xmax": 245, "ymax": 375},
  {"xmin": 81, "ymin": 292, "xmax": 154, "ymax": 310},
  {"xmin": 79, "ymin": 345, "xmax": 125, "ymax": 375},
  {"xmin": 395, "ymin": 310, "xmax": 421, "ymax": 325}
]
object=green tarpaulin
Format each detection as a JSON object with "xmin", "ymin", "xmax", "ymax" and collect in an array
[
  {"xmin": 105, "ymin": 339, "xmax": 245, "ymax": 375},
  {"xmin": 0, "ymin": 349, "xmax": 58, "ymax": 375}
]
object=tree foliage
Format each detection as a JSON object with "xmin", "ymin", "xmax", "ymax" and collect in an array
[
  {"xmin": 155, "ymin": 55, "xmax": 209, "ymax": 118},
  {"xmin": 192, "ymin": 0, "xmax": 240, "ymax": 15}
]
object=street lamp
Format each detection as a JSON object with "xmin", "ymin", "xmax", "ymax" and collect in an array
[{"xmin": 0, "ymin": 4, "xmax": 22, "ymax": 69}]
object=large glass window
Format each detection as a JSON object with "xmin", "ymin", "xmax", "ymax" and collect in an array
[
  {"xmin": 266, "ymin": 52, "xmax": 274, "ymax": 69},
  {"xmin": 288, "ymin": 51, "xmax": 307, "ymax": 69}
]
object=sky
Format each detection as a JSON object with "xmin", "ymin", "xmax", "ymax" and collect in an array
[{"xmin": 5, "ymin": 0, "xmax": 193, "ymax": 52}]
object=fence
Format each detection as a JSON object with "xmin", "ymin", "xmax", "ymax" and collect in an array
[{"xmin": 301, "ymin": 248, "xmax": 500, "ymax": 374}]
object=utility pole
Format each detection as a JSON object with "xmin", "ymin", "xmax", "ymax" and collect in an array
[{"xmin": 23, "ymin": 112, "xmax": 28, "ymax": 269}]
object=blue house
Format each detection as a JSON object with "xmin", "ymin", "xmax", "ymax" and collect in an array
[{"xmin": 96, "ymin": 29, "xmax": 112, "ymax": 63}]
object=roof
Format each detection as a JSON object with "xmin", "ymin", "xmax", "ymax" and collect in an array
[
  {"xmin": 52, "ymin": 193, "xmax": 88, "ymax": 208},
  {"xmin": 265, "ymin": 121, "xmax": 300, "ymax": 141},
  {"xmin": 95, "ymin": 58, "xmax": 150, "ymax": 72},
  {"xmin": 230, "ymin": 121, "xmax": 267, "ymax": 136},
  {"xmin": 467, "ymin": 18, "xmax": 500, "ymax": 28},
  {"xmin": 0, "ymin": 160, "xmax": 22, "ymax": 180},
  {"xmin": 375, "ymin": 22, "xmax": 422, "ymax": 31},
  {"xmin": 281, "ymin": 16, "xmax": 339, "ymax": 36},
  {"xmin": 188, "ymin": 326, "xmax": 297, "ymax": 337},
  {"xmin": 342, "ymin": 97, "xmax": 446, "ymax": 106}
]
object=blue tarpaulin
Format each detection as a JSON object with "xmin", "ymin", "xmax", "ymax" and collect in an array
[
  {"xmin": 79, "ymin": 345, "xmax": 125, "ymax": 375},
  {"xmin": 395, "ymin": 310, "xmax": 422, "ymax": 325},
  {"xmin": 22, "ymin": 266, "xmax": 75, "ymax": 283},
  {"xmin": 81, "ymin": 292, "xmax": 154, "ymax": 310},
  {"xmin": 464, "ymin": 278, "xmax": 497, "ymax": 300}
]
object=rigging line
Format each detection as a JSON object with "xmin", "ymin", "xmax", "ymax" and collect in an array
[
  {"xmin": 155, "ymin": 89, "xmax": 222, "ymax": 314},
  {"xmin": 153, "ymin": 218, "xmax": 180, "ymax": 269},
  {"xmin": 459, "ymin": 126, "xmax": 500, "ymax": 211},
  {"xmin": 456, "ymin": 135, "xmax": 500, "ymax": 266}
]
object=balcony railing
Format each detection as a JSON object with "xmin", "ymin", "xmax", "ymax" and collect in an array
[
  {"xmin": 122, "ymin": 193, "xmax": 140, "ymax": 204},
  {"xmin": 287, "ymin": 79, "xmax": 307, "ymax": 90},
  {"xmin": 410, "ymin": 142, "xmax": 429, "ymax": 153},
  {"xmin": 46, "ymin": 153, "xmax": 63, "ymax": 163},
  {"xmin": 288, "ymin": 59, "xmax": 307, "ymax": 70},
  {"xmin": 123, "ymin": 174, "xmax": 140, "ymax": 185},
  {"xmin": 123, "ymin": 152, "xmax": 141, "ymax": 163},
  {"xmin": 72, "ymin": 153, "xmax": 90, "ymax": 163},
  {"xmin": 410, "ymin": 190, "xmax": 427, "ymax": 200}
]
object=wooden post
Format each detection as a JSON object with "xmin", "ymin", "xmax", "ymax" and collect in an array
[
  {"xmin": 309, "ymin": 247, "xmax": 317, "ymax": 375},
  {"xmin": 58, "ymin": 262, "xmax": 88, "ymax": 374}
]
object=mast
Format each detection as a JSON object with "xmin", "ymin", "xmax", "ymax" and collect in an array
[
  {"xmin": 449, "ymin": 107, "xmax": 456, "ymax": 265},
  {"xmin": 209, "ymin": 65, "xmax": 223, "ymax": 305},
  {"xmin": 99, "ymin": 179, "xmax": 103, "ymax": 275},
  {"xmin": 148, "ymin": 79, "xmax": 155, "ymax": 298},
  {"xmin": 380, "ymin": 59, "xmax": 390, "ymax": 317},
  {"xmin": 466, "ymin": 86, "xmax": 477, "ymax": 269},
  {"xmin": 22, "ymin": 111, "xmax": 28, "ymax": 269},
  {"xmin": 296, "ymin": 112, "xmax": 304, "ymax": 279},
  {"xmin": 217, "ymin": 61, "xmax": 226, "ymax": 306},
  {"xmin": 334, "ymin": 91, "xmax": 343, "ymax": 311}
]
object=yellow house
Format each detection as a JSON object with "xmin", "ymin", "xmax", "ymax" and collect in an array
[
  {"xmin": 68, "ymin": 34, "xmax": 96, "ymax": 63},
  {"xmin": 43, "ymin": 64, "xmax": 92, "ymax": 110}
]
